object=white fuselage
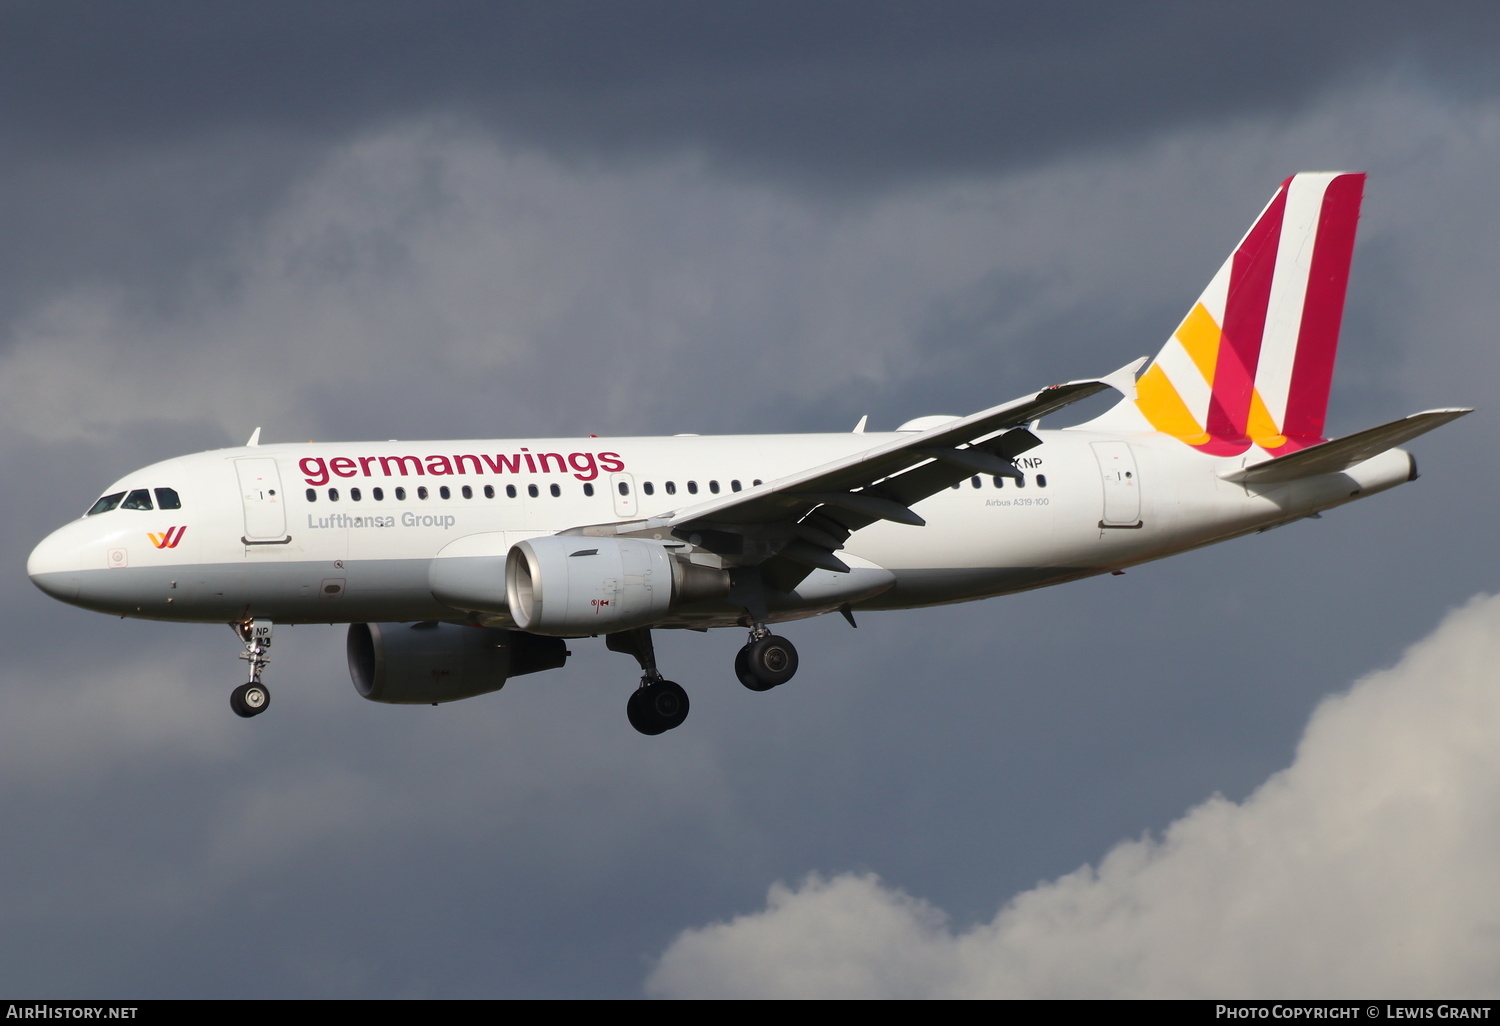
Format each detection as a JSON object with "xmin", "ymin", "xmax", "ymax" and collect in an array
[{"xmin": 26, "ymin": 426, "xmax": 1415, "ymax": 630}]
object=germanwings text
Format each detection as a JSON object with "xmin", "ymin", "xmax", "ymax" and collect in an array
[{"xmin": 299, "ymin": 448, "xmax": 625, "ymax": 486}]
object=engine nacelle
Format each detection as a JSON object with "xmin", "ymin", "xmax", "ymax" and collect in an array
[
  {"xmin": 505, "ymin": 536, "xmax": 730, "ymax": 635},
  {"xmin": 347, "ymin": 622, "xmax": 568, "ymax": 705}
]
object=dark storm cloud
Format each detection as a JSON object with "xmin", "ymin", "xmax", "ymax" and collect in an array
[
  {"xmin": 3, "ymin": 1, "xmax": 1498, "ymax": 182},
  {"xmin": 4, "ymin": 1, "xmax": 1495, "ymax": 336}
]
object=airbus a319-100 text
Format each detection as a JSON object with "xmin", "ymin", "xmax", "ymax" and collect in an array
[{"xmin": 28, "ymin": 173, "xmax": 1469, "ymax": 734}]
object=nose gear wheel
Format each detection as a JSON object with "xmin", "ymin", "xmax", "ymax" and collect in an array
[{"xmin": 231, "ymin": 681, "xmax": 270, "ymax": 718}]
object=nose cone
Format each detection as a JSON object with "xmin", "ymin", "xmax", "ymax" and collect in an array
[{"xmin": 28, "ymin": 524, "xmax": 82, "ymax": 603}]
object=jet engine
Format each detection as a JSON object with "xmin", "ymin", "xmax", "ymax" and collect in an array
[
  {"xmin": 347, "ymin": 621, "xmax": 568, "ymax": 704},
  {"xmin": 505, "ymin": 536, "xmax": 730, "ymax": 635}
]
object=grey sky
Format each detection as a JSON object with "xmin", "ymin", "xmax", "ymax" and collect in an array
[{"xmin": 2, "ymin": 2, "xmax": 1496, "ymax": 997}]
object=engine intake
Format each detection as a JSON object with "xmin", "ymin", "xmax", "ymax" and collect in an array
[{"xmin": 505, "ymin": 536, "xmax": 729, "ymax": 635}]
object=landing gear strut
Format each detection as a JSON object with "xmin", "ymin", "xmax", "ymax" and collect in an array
[
  {"xmin": 230, "ymin": 619, "xmax": 273, "ymax": 718},
  {"xmin": 736, "ymin": 626, "xmax": 798, "ymax": 692},
  {"xmin": 607, "ymin": 628, "xmax": 690, "ymax": 736}
]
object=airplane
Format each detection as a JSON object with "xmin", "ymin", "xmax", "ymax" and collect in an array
[{"xmin": 27, "ymin": 172, "xmax": 1469, "ymax": 735}]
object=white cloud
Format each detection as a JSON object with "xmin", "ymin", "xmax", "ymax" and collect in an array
[{"xmin": 648, "ymin": 593, "xmax": 1500, "ymax": 998}]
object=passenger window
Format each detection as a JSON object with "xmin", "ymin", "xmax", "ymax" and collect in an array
[
  {"xmin": 306, "ymin": 489, "xmax": 317, "ymax": 502},
  {"xmin": 528, "ymin": 484, "xmax": 539, "ymax": 498},
  {"xmin": 753, "ymin": 479, "xmax": 763, "ymax": 487},
  {"xmin": 665, "ymin": 481, "xmax": 677, "ymax": 495},
  {"xmin": 395, "ymin": 487, "xmax": 407, "ymax": 500},
  {"xmin": 549, "ymin": 483, "xmax": 560, "ymax": 497},
  {"xmin": 328, "ymin": 488, "xmax": 339, "ymax": 501},
  {"xmin": 583, "ymin": 483, "xmax": 595, "ymax": 496},
  {"xmin": 351, "ymin": 488, "xmax": 362, "ymax": 501},
  {"xmin": 971, "ymin": 476, "xmax": 982, "ymax": 489},
  {"xmin": 121, "ymin": 489, "xmax": 154, "ymax": 511},
  {"xmin": 687, "ymin": 481, "xmax": 698, "ymax": 494},
  {"xmin": 154, "ymin": 487, "xmax": 182, "ymax": 510},
  {"xmin": 462, "ymin": 485, "xmax": 472, "ymax": 499},
  {"xmin": 87, "ymin": 492, "xmax": 126, "ymax": 516},
  {"xmin": 439, "ymin": 486, "xmax": 451, "ymax": 500},
  {"xmin": 643, "ymin": 482, "xmax": 654, "ymax": 496},
  {"xmin": 507, "ymin": 485, "xmax": 518, "ymax": 498},
  {"xmin": 731, "ymin": 480, "xmax": 742, "ymax": 492},
  {"xmin": 484, "ymin": 485, "xmax": 495, "ymax": 499},
  {"xmin": 373, "ymin": 487, "xmax": 385, "ymax": 501},
  {"xmin": 616, "ymin": 482, "xmax": 628, "ymax": 496},
  {"xmin": 993, "ymin": 476, "xmax": 1004, "ymax": 488},
  {"xmin": 1037, "ymin": 474, "xmax": 1048, "ymax": 488},
  {"xmin": 417, "ymin": 486, "xmax": 429, "ymax": 500},
  {"xmin": 709, "ymin": 481, "xmax": 720, "ymax": 494},
  {"xmin": 1015, "ymin": 475, "xmax": 1026, "ymax": 489}
]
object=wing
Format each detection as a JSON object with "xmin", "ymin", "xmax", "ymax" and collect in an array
[{"xmin": 565, "ymin": 360, "xmax": 1143, "ymax": 592}]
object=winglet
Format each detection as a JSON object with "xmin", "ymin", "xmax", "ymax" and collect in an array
[
  {"xmin": 1101, "ymin": 357, "xmax": 1147, "ymax": 403},
  {"xmin": 246, "ymin": 427, "xmax": 262, "ymax": 447}
]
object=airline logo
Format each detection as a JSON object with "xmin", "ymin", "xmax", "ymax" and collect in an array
[
  {"xmin": 148, "ymin": 526, "xmax": 187, "ymax": 549},
  {"xmin": 1134, "ymin": 172, "xmax": 1364, "ymax": 457},
  {"xmin": 299, "ymin": 448, "xmax": 625, "ymax": 486}
]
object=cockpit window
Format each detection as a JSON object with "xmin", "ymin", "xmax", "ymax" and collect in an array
[
  {"xmin": 120, "ymin": 489, "xmax": 154, "ymax": 511},
  {"xmin": 154, "ymin": 487, "xmax": 182, "ymax": 510},
  {"xmin": 86, "ymin": 492, "xmax": 126, "ymax": 516}
]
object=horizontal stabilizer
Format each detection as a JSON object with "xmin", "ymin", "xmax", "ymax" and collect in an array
[{"xmin": 1221, "ymin": 408, "xmax": 1471, "ymax": 484}]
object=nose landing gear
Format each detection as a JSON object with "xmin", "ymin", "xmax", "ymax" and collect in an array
[{"xmin": 231, "ymin": 619, "xmax": 274, "ymax": 718}]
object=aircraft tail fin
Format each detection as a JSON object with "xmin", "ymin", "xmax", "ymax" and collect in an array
[{"xmin": 1131, "ymin": 172, "xmax": 1366, "ymax": 456}]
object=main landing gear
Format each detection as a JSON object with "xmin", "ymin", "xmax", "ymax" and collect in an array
[
  {"xmin": 735, "ymin": 628, "xmax": 799, "ymax": 692},
  {"xmin": 608, "ymin": 625, "xmax": 801, "ymax": 735},
  {"xmin": 608, "ymin": 629, "xmax": 690, "ymax": 736},
  {"xmin": 230, "ymin": 619, "xmax": 273, "ymax": 718}
]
